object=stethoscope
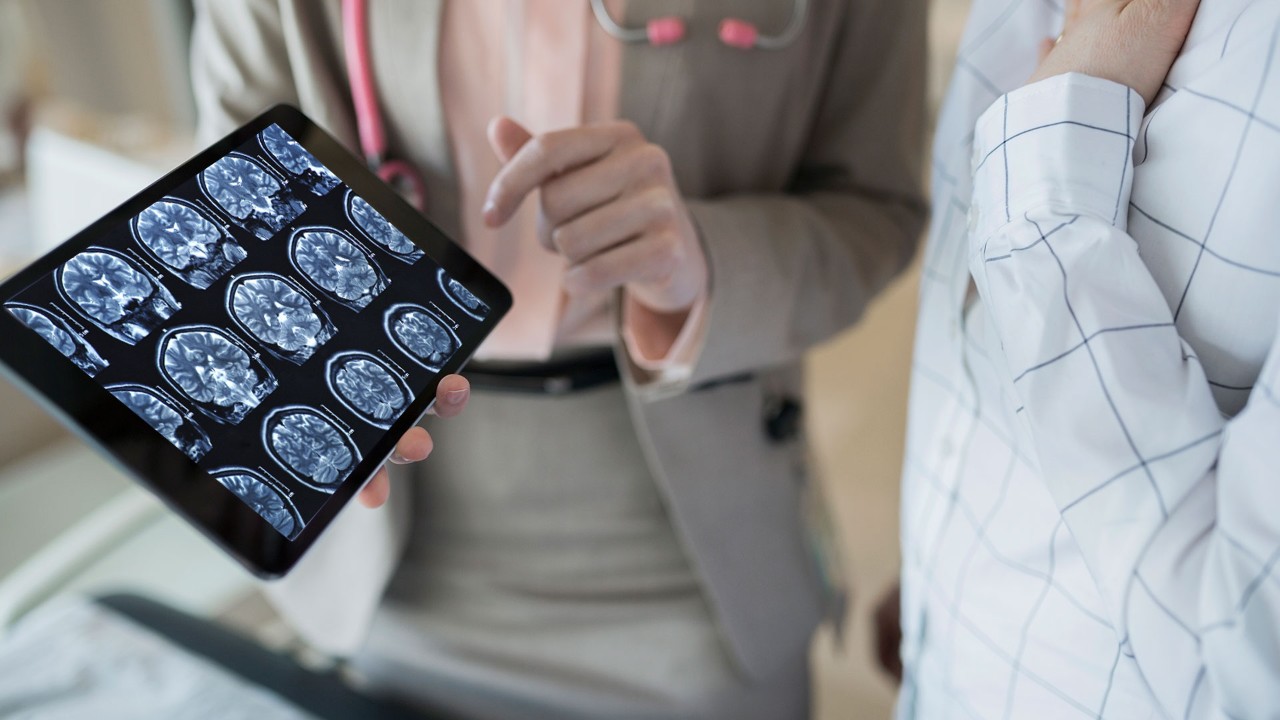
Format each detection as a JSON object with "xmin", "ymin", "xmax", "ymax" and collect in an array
[
  {"xmin": 589, "ymin": 0, "xmax": 809, "ymax": 50},
  {"xmin": 342, "ymin": 0, "xmax": 809, "ymax": 211}
]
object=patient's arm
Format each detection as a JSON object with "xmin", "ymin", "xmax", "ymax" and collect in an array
[{"xmin": 967, "ymin": 11, "xmax": 1280, "ymax": 714}]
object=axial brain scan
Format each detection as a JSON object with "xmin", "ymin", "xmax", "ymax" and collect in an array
[
  {"xmin": 58, "ymin": 249, "xmax": 181, "ymax": 344},
  {"xmin": 133, "ymin": 199, "xmax": 247, "ymax": 289},
  {"xmin": 290, "ymin": 229, "xmax": 388, "ymax": 310},
  {"xmin": 438, "ymin": 269, "xmax": 490, "ymax": 319},
  {"xmin": 386, "ymin": 304, "xmax": 458, "ymax": 371},
  {"xmin": 260, "ymin": 124, "xmax": 340, "ymax": 197},
  {"xmin": 201, "ymin": 154, "xmax": 305, "ymax": 240},
  {"xmin": 347, "ymin": 194, "xmax": 424, "ymax": 262},
  {"xmin": 266, "ymin": 408, "xmax": 359, "ymax": 489},
  {"xmin": 212, "ymin": 468, "xmax": 301, "ymax": 539},
  {"xmin": 229, "ymin": 274, "xmax": 336, "ymax": 365},
  {"xmin": 108, "ymin": 385, "xmax": 213, "ymax": 462},
  {"xmin": 4, "ymin": 304, "xmax": 110, "ymax": 377},
  {"xmin": 328, "ymin": 352, "xmax": 411, "ymax": 428},
  {"xmin": 160, "ymin": 327, "xmax": 278, "ymax": 425}
]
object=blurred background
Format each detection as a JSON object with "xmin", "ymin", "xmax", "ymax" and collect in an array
[{"xmin": 0, "ymin": 1, "xmax": 970, "ymax": 716}]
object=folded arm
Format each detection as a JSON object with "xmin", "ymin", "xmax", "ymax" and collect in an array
[{"xmin": 969, "ymin": 70, "xmax": 1280, "ymax": 719}]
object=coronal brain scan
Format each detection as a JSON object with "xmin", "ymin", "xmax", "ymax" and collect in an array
[
  {"xmin": 57, "ymin": 249, "xmax": 181, "ymax": 345},
  {"xmin": 438, "ymin": 268, "xmax": 490, "ymax": 320},
  {"xmin": 264, "ymin": 408, "xmax": 360, "ymax": 491},
  {"xmin": 326, "ymin": 352, "xmax": 412, "ymax": 428},
  {"xmin": 260, "ymin": 124, "xmax": 340, "ymax": 198},
  {"xmin": 228, "ymin": 274, "xmax": 337, "ymax": 365},
  {"xmin": 108, "ymin": 384, "xmax": 213, "ymax": 462},
  {"xmin": 289, "ymin": 228, "xmax": 389, "ymax": 310},
  {"xmin": 385, "ymin": 303, "xmax": 459, "ymax": 371},
  {"xmin": 159, "ymin": 326, "xmax": 278, "ymax": 425},
  {"xmin": 200, "ymin": 154, "xmax": 306, "ymax": 240},
  {"xmin": 212, "ymin": 467, "xmax": 302, "ymax": 540},
  {"xmin": 4, "ymin": 303, "xmax": 110, "ymax": 377},
  {"xmin": 347, "ymin": 193, "xmax": 424, "ymax": 263},
  {"xmin": 132, "ymin": 198, "xmax": 248, "ymax": 289}
]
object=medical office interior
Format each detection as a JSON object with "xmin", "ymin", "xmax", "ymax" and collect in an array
[{"xmin": 0, "ymin": 1, "xmax": 970, "ymax": 717}]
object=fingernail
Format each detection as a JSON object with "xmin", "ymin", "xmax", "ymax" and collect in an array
[
  {"xmin": 482, "ymin": 198, "xmax": 497, "ymax": 223},
  {"xmin": 446, "ymin": 388, "xmax": 469, "ymax": 405},
  {"xmin": 390, "ymin": 450, "xmax": 409, "ymax": 464}
]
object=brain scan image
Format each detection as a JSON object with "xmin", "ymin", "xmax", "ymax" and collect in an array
[
  {"xmin": 437, "ymin": 268, "xmax": 490, "ymax": 320},
  {"xmin": 200, "ymin": 153, "xmax": 306, "ymax": 240},
  {"xmin": 264, "ymin": 407, "xmax": 360, "ymax": 491},
  {"xmin": 107, "ymin": 384, "xmax": 213, "ymax": 462},
  {"xmin": 346, "ymin": 192, "xmax": 424, "ymax": 263},
  {"xmin": 259, "ymin": 124, "xmax": 340, "ymax": 198},
  {"xmin": 228, "ymin": 273, "xmax": 337, "ymax": 365},
  {"xmin": 385, "ymin": 304, "xmax": 459, "ymax": 371},
  {"xmin": 159, "ymin": 326, "xmax": 278, "ymax": 425},
  {"xmin": 4, "ymin": 303, "xmax": 109, "ymax": 377},
  {"xmin": 326, "ymin": 352, "xmax": 413, "ymax": 428},
  {"xmin": 56, "ymin": 248, "xmax": 181, "ymax": 344},
  {"xmin": 211, "ymin": 467, "xmax": 302, "ymax": 540},
  {"xmin": 132, "ymin": 198, "xmax": 248, "ymax": 289},
  {"xmin": 289, "ymin": 228, "xmax": 389, "ymax": 310}
]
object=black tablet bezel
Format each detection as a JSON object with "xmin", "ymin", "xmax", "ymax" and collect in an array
[{"xmin": 0, "ymin": 105, "xmax": 511, "ymax": 578}]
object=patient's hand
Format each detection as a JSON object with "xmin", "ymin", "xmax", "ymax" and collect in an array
[
  {"xmin": 1030, "ymin": 0, "xmax": 1201, "ymax": 106},
  {"xmin": 356, "ymin": 373, "xmax": 470, "ymax": 508}
]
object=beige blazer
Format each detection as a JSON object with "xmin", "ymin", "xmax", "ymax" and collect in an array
[{"xmin": 190, "ymin": 0, "xmax": 927, "ymax": 682}]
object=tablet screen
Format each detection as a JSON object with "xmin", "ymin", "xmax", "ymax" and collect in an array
[{"xmin": 4, "ymin": 123, "xmax": 492, "ymax": 541}]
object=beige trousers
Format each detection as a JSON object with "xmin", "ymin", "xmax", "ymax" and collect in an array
[{"xmin": 349, "ymin": 383, "xmax": 808, "ymax": 719}]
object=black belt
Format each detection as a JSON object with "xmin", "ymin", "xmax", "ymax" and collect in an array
[{"xmin": 464, "ymin": 349, "xmax": 620, "ymax": 396}]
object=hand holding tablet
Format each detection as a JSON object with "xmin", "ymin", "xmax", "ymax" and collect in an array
[
  {"xmin": 358, "ymin": 372, "xmax": 469, "ymax": 509},
  {"xmin": 0, "ymin": 106, "xmax": 510, "ymax": 577}
]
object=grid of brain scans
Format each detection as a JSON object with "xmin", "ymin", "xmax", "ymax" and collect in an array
[{"xmin": 5, "ymin": 124, "xmax": 491, "ymax": 540}]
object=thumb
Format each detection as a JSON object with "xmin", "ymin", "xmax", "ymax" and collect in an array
[{"xmin": 487, "ymin": 116, "xmax": 533, "ymax": 163}]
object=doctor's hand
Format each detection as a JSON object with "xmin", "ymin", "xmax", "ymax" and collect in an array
[
  {"xmin": 1030, "ymin": 0, "xmax": 1200, "ymax": 106},
  {"xmin": 482, "ymin": 117, "xmax": 708, "ymax": 317},
  {"xmin": 357, "ymin": 373, "xmax": 470, "ymax": 509}
]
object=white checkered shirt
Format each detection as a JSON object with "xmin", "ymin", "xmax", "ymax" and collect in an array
[{"xmin": 899, "ymin": 1, "xmax": 1280, "ymax": 717}]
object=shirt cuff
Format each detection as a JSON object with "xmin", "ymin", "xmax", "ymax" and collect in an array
[
  {"xmin": 970, "ymin": 72, "xmax": 1145, "ymax": 239},
  {"xmin": 621, "ymin": 291, "xmax": 709, "ymax": 383}
]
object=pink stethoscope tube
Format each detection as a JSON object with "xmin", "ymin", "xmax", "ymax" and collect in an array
[{"xmin": 342, "ymin": 0, "xmax": 428, "ymax": 211}]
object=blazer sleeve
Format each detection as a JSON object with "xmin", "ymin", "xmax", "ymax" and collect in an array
[
  {"xmin": 190, "ymin": 0, "xmax": 301, "ymax": 144},
  {"xmin": 676, "ymin": 0, "xmax": 928, "ymax": 391}
]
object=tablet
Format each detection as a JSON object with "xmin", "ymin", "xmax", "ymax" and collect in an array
[{"xmin": 0, "ymin": 105, "xmax": 511, "ymax": 578}]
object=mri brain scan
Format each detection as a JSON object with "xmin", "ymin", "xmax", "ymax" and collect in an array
[
  {"xmin": 56, "ymin": 248, "xmax": 181, "ymax": 344},
  {"xmin": 228, "ymin": 273, "xmax": 337, "ymax": 365},
  {"xmin": 4, "ymin": 303, "xmax": 109, "ymax": 377},
  {"xmin": 200, "ymin": 153, "xmax": 306, "ymax": 240},
  {"xmin": 132, "ymin": 198, "xmax": 247, "ymax": 289},
  {"xmin": 437, "ymin": 268, "xmax": 490, "ymax": 319},
  {"xmin": 211, "ymin": 467, "xmax": 302, "ymax": 540},
  {"xmin": 259, "ymin": 124, "xmax": 340, "ymax": 198},
  {"xmin": 107, "ymin": 384, "xmax": 213, "ymax": 462},
  {"xmin": 326, "ymin": 352, "xmax": 412, "ymax": 428},
  {"xmin": 289, "ymin": 228, "xmax": 389, "ymax": 310},
  {"xmin": 347, "ymin": 193, "xmax": 424, "ymax": 263},
  {"xmin": 385, "ymin": 304, "xmax": 459, "ymax": 371},
  {"xmin": 264, "ymin": 407, "xmax": 360, "ymax": 491},
  {"xmin": 159, "ymin": 326, "xmax": 278, "ymax": 425}
]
